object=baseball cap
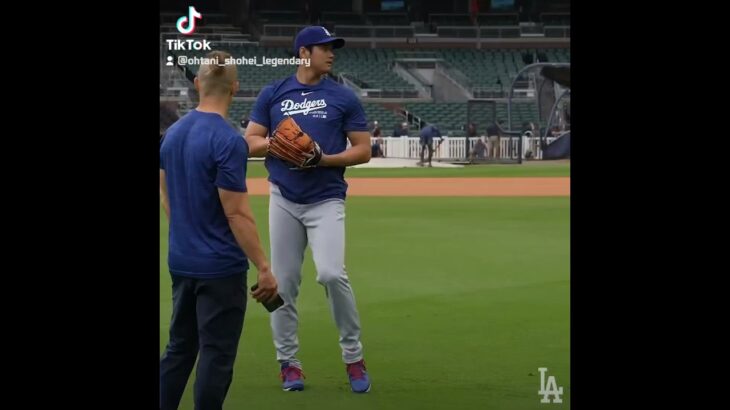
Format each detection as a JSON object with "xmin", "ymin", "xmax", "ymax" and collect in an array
[{"xmin": 293, "ymin": 26, "xmax": 345, "ymax": 56}]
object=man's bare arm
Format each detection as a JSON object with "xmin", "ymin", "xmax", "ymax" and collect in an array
[
  {"xmin": 318, "ymin": 131, "xmax": 372, "ymax": 167},
  {"xmin": 244, "ymin": 121, "xmax": 269, "ymax": 157},
  {"xmin": 160, "ymin": 170, "xmax": 170, "ymax": 219},
  {"xmin": 218, "ymin": 188, "xmax": 278, "ymax": 302}
]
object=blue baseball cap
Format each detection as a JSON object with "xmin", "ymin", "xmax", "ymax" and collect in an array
[{"xmin": 293, "ymin": 26, "xmax": 345, "ymax": 56}]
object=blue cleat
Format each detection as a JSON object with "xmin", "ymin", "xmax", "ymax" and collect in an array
[
  {"xmin": 346, "ymin": 360, "xmax": 371, "ymax": 393},
  {"xmin": 280, "ymin": 362, "xmax": 304, "ymax": 391}
]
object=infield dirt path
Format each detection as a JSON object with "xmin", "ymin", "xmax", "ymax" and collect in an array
[{"xmin": 246, "ymin": 177, "xmax": 570, "ymax": 196}]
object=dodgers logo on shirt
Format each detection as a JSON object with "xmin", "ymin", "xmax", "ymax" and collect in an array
[{"xmin": 281, "ymin": 98, "xmax": 328, "ymax": 118}]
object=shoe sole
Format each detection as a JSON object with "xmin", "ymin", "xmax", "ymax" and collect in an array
[
  {"xmin": 283, "ymin": 386, "xmax": 304, "ymax": 391},
  {"xmin": 352, "ymin": 384, "xmax": 371, "ymax": 393}
]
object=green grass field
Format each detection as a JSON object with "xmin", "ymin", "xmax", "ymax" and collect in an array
[
  {"xmin": 244, "ymin": 161, "xmax": 571, "ymax": 178},
  {"xmin": 160, "ymin": 195, "xmax": 570, "ymax": 409}
]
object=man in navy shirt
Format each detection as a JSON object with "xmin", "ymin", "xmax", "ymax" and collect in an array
[
  {"xmin": 418, "ymin": 123, "xmax": 442, "ymax": 167},
  {"xmin": 159, "ymin": 50, "xmax": 279, "ymax": 410},
  {"xmin": 245, "ymin": 26, "xmax": 373, "ymax": 393}
]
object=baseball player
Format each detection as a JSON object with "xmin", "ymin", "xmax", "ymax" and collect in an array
[{"xmin": 244, "ymin": 26, "xmax": 372, "ymax": 393}]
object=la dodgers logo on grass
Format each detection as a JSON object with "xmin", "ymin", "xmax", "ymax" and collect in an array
[{"xmin": 538, "ymin": 367, "xmax": 563, "ymax": 404}]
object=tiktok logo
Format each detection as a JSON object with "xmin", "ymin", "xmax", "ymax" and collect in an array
[{"xmin": 176, "ymin": 6, "xmax": 202, "ymax": 35}]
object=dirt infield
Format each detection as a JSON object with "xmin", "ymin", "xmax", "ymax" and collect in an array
[{"xmin": 247, "ymin": 177, "xmax": 570, "ymax": 196}]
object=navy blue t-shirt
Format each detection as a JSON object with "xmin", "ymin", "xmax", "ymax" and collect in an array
[
  {"xmin": 249, "ymin": 75, "xmax": 369, "ymax": 204},
  {"xmin": 419, "ymin": 124, "xmax": 442, "ymax": 144},
  {"xmin": 160, "ymin": 110, "xmax": 249, "ymax": 278}
]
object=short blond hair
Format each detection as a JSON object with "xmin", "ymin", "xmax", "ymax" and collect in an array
[{"xmin": 196, "ymin": 50, "xmax": 237, "ymax": 97}]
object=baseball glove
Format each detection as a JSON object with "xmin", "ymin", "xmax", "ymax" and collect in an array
[{"xmin": 268, "ymin": 116, "xmax": 322, "ymax": 168}]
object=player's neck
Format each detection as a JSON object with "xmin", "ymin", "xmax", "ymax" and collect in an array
[
  {"xmin": 295, "ymin": 67, "xmax": 324, "ymax": 85},
  {"xmin": 196, "ymin": 98, "xmax": 230, "ymax": 118}
]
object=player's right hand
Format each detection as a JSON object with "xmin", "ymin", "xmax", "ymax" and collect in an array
[{"xmin": 301, "ymin": 141, "xmax": 323, "ymax": 168}]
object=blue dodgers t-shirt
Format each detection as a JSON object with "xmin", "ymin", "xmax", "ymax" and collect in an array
[
  {"xmin": 249, "ymin": 75, "xmax": 369, "ymax": 204},
  {"xmin": 160, "ymin": 110, "xmax": 250, "ymax": 278}
]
